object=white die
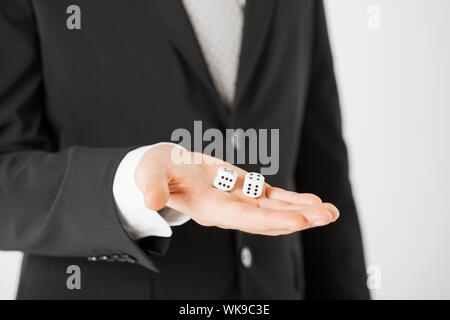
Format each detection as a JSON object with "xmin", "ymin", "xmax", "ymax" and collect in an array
[
  {"xmin": 213, "ymin": 167, "xmax": 237, "ymax": 191},
  {"xmin": 243, "ymin": 172, "xmax": 265, "ymax": 198}
]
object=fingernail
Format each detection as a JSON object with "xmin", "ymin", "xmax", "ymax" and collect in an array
[
  {"xmin": 334, "ymin": 208, "xmax": 340, "ymax": 220},
  {"xmin": 327, "ymin": 211, "xmax": 333, "ymax": 221},
  {"xmin": 328, "ymin": 205, "xmax": 340, "ymax": 221},
  {"xmin": 312, "ymin": 220, "xmax": 328, "ymax": 227}
]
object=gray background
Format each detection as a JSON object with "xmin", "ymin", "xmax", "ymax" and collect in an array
[{"xmin": 1, "ymin": 0, "xmax": 449, "ymax": 299}]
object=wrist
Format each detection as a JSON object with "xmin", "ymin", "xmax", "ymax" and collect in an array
[{"xmin": 112, "ymin": 143, "xmax": 190, "ymax": 240}]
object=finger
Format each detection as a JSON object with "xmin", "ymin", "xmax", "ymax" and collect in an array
[
  {"xmin": 257, "ymin": 197, "xmax": 306, "ymax": 211},
  {"xmin": 215, "ymin": 225, "xmax": 303, "ymax": 237},
  {"xmin": 265, "ymin": 187, "xmax": 322, "ymax": 205},
  {"xmin": 211, "ymin": 200, "xmax": 311, "ymax": 234},
  {"xmin": 297, "ymin": 204, "xmax": 334, "ymax": 226},
  {"xmin": 258, "ymin": 198, "xmax": 335, "ymax": 226},
  {"xmin": 251, "ymin": 202, "xmax": 338, "ymax": 230},
  {"xmin": 265, "ymin": 188, "xmax": 339, "ymax": 222},
  {"xmin": 140, "ymin": 167, "xmax": 170, "ymax": 211},
  {"xmin": 324, "ymin": 202, "xmax": 340, "ymax": 222}
]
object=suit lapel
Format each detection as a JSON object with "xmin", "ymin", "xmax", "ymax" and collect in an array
[
  {"xmin": 136, "ymin": 0, "xmax": 230, "ymax": 122},
  {"xmin": 234, "ymin": 0, "xmax": 275, "ymax": 109},
  {"xmin": 136, "ymin": 0, "xmax": 275, "ymax": 120}
]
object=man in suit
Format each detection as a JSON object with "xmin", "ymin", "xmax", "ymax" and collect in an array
[{"xmin": 0, "ymin": 0, "xmax": 369, "ymax": 299}]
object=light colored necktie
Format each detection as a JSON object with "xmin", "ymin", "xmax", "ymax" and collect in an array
[{"xmin": 182, "ymin": 0, "xmax": 245, "ymax": 107}]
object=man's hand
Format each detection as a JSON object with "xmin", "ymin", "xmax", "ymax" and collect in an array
[{"xmin": 134, "ymin": 144, "xmax": 339, "ymax": 236}]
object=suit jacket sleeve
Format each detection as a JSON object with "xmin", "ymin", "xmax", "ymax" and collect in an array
[
  {"xmin": 0, "ymin": 0, "xmax": 163, "ymax": 272},
  {"xmin": 296, "ymin": 1, "xmax": 370, "ymax": 299}
]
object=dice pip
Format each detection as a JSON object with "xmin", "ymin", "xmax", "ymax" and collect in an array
[
  {"xmin": 243, "ymin": 172, "xmax": 265, "ymax": 198},
  {"xmin": 213, "ymin": 167, "xmax": 237, "ymax": 191}
]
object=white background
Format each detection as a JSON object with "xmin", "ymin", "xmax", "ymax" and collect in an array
[{"xmin": 1, "ymin": 0, "xmax": 450, "ymax": 299}]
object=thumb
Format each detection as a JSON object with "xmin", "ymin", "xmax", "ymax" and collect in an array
[{"xmin": 135, "ymin": 162, "xmax": 170, "ymax": 211}]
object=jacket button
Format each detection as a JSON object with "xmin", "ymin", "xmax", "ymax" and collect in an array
[
  {"xmin": 126, "ymin": 257, "xmax": 136, "ymax": 264},
  {"xmin": 119, "ymin": 254, "xmax": 136, "ymax": 264},
  {"xmin": 240, "ymin": 246, "xmax": 253, "ymax": 269},
  {"xmin": 124, "ymin": 254, "xmax": 136, "ymax": 264},
  {"xmin": 117, "ymin": 255, "xmax": 127, "ymax": 263},
  {"xmin": 111, "ymin": 254, "xmax": 120, "ymax": 261}
]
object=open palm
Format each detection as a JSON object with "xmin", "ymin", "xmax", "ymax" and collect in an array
[{"xmin": 135, "ymin": 145, "xmax": 339, "ymax": 236}]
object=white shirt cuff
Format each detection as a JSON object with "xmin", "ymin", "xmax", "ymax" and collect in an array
[{"xmin": 112, "ymin": 143, "xmax": 191, "ymax": 240}]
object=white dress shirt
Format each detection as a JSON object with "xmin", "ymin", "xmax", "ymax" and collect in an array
[
  {"xmin": 113, "ymin": 0, "xmax": 246, "ymax": 239},
  {"xmin": 182, "ymin": 0, "xmax": 245, "ymax": 105}
]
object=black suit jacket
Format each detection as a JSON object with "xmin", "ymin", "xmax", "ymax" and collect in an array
[{"xmin": 0, "ymin": 0, "xmax": 369, "ymax": 299}]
